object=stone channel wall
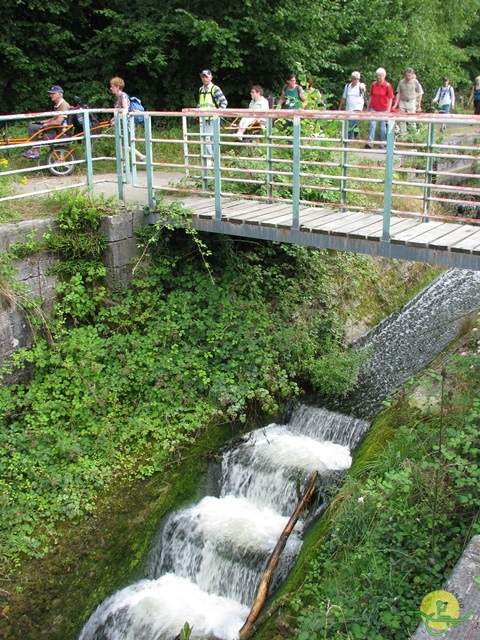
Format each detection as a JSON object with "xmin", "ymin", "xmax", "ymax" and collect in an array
[{"xmin": 0, "ymin": 209, "xmax": 145, "ymax": 384}]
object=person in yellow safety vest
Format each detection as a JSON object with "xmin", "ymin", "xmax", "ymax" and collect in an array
[{"xmin": 197, "ymin": 69, "xmax": 227, "ymax": 159}]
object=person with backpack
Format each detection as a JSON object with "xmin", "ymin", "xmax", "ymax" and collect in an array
[
  {"xmin": 338, "ymin": 71, "xmax": 366, "ymax": 139},
  {"xmin": 467, "ymin": 76, "xmax": 480, "ymax": 115},
  {"xmin": 277, "ymin": 74, "xmax": 307, "ymax": 110},
  {"xmin": 432, "ymin": 77, "xmax": 455, "ymax": 132},
  {"xmin": 109, "ymin": 76, "xmax": 146, "ymax": 162},
  {"xmin": 197, "ymin": 69, "xmax": 228, "ymax": 160},
  {"xmin": 365, "ymin": 68, "xmax": 394, "ymax": 148}
]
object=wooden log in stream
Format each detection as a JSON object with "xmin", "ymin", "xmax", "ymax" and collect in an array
[{"xmin": 238, "ymin": 470, "xmax": 319, "ymax": 639}]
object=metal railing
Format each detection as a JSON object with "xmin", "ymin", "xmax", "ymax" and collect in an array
[{"xmin": 1, "ymin": 107, "xmax": 480, "ymax": 239}]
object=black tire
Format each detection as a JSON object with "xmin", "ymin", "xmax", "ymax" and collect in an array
[{"xmin": 45, "ymin": 146, "xmax": 76, "ymax": 176}]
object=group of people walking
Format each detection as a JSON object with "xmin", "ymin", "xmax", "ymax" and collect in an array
[
  {"xmin": 22, "ymin": 67, "xmax": 478, "ymax": 162},
  {"xmin": 196, "ymin": 67, "xmax": 465, "ymax": 153},
  {"xmin": 338, "ymin": 67, "xmax": 456, "ymax": 145}
]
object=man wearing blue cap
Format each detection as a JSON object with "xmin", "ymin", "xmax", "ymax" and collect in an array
[
  {"xmin": 23, "ymin": 85, "xmax": 70, "ymax": 159},
  {"xmin": 197, "ymin": 70, "xmax": 227, "ymax": 160}
]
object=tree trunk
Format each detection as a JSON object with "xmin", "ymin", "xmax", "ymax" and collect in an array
[{"xmin": 238, "ymin": 471, "xmax": 318, "ymax": 639}]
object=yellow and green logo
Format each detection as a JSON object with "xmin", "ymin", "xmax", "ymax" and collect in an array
[{"xmin": 415, "ymin": 590, "xmax": 476, "ymax": 636}]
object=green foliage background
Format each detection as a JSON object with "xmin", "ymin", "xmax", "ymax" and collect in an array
[
  {"xmin": 1, "ymin": 0, "xmax": 480, "ymax": 114},
  {"xmin": 0, "ymin": 196, "xmax": 377, "ymax": 568}
]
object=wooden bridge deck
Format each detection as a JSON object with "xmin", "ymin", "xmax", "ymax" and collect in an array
[{"xmin": 151, "ymin": 196, "xmax": 480, "ymax": 271}]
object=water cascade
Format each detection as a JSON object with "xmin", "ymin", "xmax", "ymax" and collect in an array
[{"xmin": 79, "ymin": 269, "xmax": 480, "ymax": 640}]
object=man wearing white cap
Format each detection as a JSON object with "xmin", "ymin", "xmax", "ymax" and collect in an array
[
  {"xmin": 338, "ymin": 71, "xmax": 366, "ymax": 139},
  {"xmin": 197, "ymin": 69, "xmax": 227, "ymax": 159},
  {"xmin": 23, "ymin": 85, "xmax": 70, "ymax": 159}
]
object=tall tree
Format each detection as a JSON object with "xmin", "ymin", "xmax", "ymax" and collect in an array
[{"xmin": 0, "ymin": 0, "xmax": 479, "ymax": 114}]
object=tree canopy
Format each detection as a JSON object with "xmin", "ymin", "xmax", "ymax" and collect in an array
[{"xmin": 0, "ymin": 0, "xmax": 479, "ymax": 114}]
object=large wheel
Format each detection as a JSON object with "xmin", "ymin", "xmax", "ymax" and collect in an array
[{"xmin": 45, "ymin": 146, "xmax": 77, "ymax": 176}]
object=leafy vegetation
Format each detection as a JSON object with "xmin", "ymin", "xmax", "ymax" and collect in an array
[
  {"xmin": 0, "ymin": 196, "xmax": 383, "ymax": 571},
  {"xmin": 253, "ymin": 322, "xmax": 480, "ymax": 640},
  {"xmin": 0, "ymin": 191, "xmax": 442, "ymax": 639},
  {"xmin": 1, "ymin": 0, "xmax": 480, "ymax": 115}
]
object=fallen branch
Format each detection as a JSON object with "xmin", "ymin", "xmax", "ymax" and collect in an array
[{"xmin": 238, "ymin": 471, "xmax": 318, "ymax": 639}]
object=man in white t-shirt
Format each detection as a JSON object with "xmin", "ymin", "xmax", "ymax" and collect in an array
[
  {"xmin": 338, "ymin": 71, "xmax": 366, "ymax": 139},
  {"xmin": 235, "ymin": 85, "xmax": 270, "ymax": 139},
  {"xmin": 432, "ymin": 77, "xmax": 455, "ymax": 132}
]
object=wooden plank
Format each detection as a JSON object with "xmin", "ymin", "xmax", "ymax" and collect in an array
[
  {"xmin": 451, "ymin": 229, "xmax": 480, "ymax": 253},
  {"xmin": 302, "ymin": 211, "xmax": 348, "ymax": 231},
  {"xmin": 351, "ymin": 217, "xmax": 419, "ymax": 241},
  {"xmin": 317, "ymin": 212, "xmax": 375, "ymax": 234},
  {"xmin": 390, "ymin": 221, "xmax": 446, "ymax": 244},
  {"xmin": 262, "ymin": 211, "xmax": 300, "ymax": 228},
  {"xmin": 300, "ymin": 209, "xmax": 344, "ymax": 228},
  {"xmin": 308, "ymin": 210, "xmax": 360, "ymax": 230},
  {"xmin": 300, "ymin": 207, "xmax": 343, "ymax": 225},
  {"xmin": 226, "ymin": 203, "xmax": 292, "ymax": 222},
  {"xmin": 245, "ymin": 205, "xmax": 294, "ymax": 224},
  {"xmin": 407, "ymin": 223, "xmax": 462, "ymax": 248},
  {"xmin": 425, "ymin": 224, "xmax": 480, "ymax": 250},
  {"xmin": 331, "ymin": 214, "xmax": 381, "ymax": 236},
  {"xmin": 221, "ymin": 200, "xmax": 262, "ymax": 212}
]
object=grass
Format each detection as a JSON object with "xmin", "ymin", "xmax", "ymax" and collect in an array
[{"xmin": 252, "ymin": 321, "xmax": 480, "ymax": 640}]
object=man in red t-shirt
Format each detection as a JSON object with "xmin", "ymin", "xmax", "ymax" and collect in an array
[{"xmin": 366, "ymin": 67, "xmax": 394, "ymax": 148}]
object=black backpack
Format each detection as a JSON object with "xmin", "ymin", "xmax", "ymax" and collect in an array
[{"xmin": 69, "ymin": 97, "xmax": 101, "ymax": 135}]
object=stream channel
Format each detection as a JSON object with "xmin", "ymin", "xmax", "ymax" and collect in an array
[{"xmin": 79, "ymin": 268, "xmax": 480, "ymax": 640}]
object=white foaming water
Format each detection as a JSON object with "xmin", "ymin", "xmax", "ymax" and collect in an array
[
  {"xmin": 80, "ymin": 405, "xmax": 361, "ymax": 639},
  {"xmin": 220, "ymin": 426, "xmax": 351, "ymax": 514},
  {"xmin": 186, "ymin": 495, "xmax": 303, "ymax": 551},
  {"xmin": 287, "ymin": 405, "xmax": 369, "ymax": 448},
  {"xmin": 156, "ymin": 495, "xmax": 302, "ymax": 602},
  {"xmin": 78, "ymin": 574, "xmax": 249, "ymax": 640}
]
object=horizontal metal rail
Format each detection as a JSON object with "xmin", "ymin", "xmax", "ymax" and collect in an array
[{"xmin": 1, "ymin": 107, "xmax": 480, "ymax": 242}]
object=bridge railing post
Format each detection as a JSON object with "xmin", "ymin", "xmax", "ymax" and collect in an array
[
  {"xmin": 200, "ymin": 118, "xmax": 210, "ymax": 191},
  {"xmin": 340, "ymin": 119, "xmax": 349, "ymax": 212},
  {"xmin": 292, "ymin": 116, "xmax": 301, "ymax": 230},
  {"xmin": 144, "ymin": 114, "xmax": 155, "ymax": 211},
  {"xmin": 113, "ymin": 111, "xmax": 125, "ymax": 201},
  {"xmin": 382, "ymin": 118, "xmax": 395, "ymax": 242},
  {"xmin": 266, "ymin": 117, "xmax": 273, "ymax": 204},
  {"xmin": 423, "ymin": 122, "xmax": 435, "ymax": 222},
  {"xmin": 83, "ymin": 109, "xmax": 94, "ymax": 195},
  {"xmin": 182, "ymin": 115, "xmax": 190, "ymax": 178},
  {"xmin": 213, "ymin": 115, "xmax": 222, "ymax": 220}
]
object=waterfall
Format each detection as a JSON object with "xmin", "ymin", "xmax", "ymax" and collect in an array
[
  {"xmin": 79, "ymin": 269, "xmax": 480, "ymax": 640},
  {"xmin": 79, "ymin": 406, "xmax": 364, "ymax": 640}
]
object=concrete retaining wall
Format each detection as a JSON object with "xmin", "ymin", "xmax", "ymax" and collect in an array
[
  {"xmin": 411, "ymin": 535, "xmax": 480, "ymax": 639},
  {"xmin": 0, "ymin": 208, "xmax": 146, "ymax": 383}
]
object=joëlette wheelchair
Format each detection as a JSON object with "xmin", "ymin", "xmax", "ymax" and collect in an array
[{"xmin": 0, "ymin": 115, "xmax": 110, "ymax": 177}]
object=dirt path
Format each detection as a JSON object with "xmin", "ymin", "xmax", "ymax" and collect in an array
[{"xmin": 13, "ymin": 170, "xmax": 186, "ymax": 205}]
